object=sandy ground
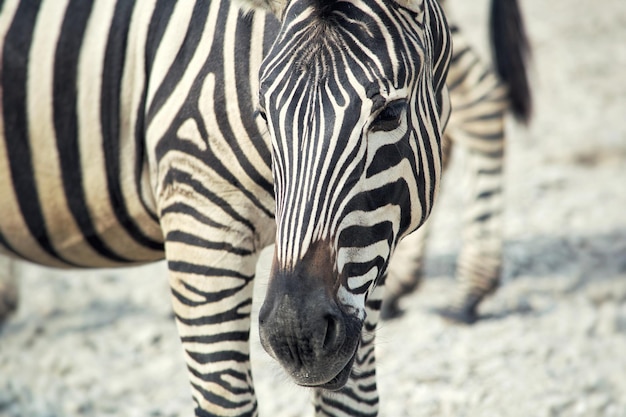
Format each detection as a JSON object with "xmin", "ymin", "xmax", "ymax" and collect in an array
[{"xmin": 1, "ymin": 0, "xmax": 626, "ymax": 416}]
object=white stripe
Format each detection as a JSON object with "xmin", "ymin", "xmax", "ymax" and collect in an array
[
  {"xmin": 222, "ymin": 5, "xmax": 274, "ymax": 211},
  {"xmin": 76, "ymin": 0, "xmax": 163, "ymax": 261},
  {"xmin": 118, "ymin": 0, "xmax": 164, "ymax": 243},
  {"xmin": 0, "ymin": 0, "xmax": 66, "ymax": 266},
  {"xmin": 147, "ymin": 0, "xmax": 221, "ymax": 200},
  {"xmin": 28, "ymin": 0, "xmax": 107, "ymax": 265},
  {"xmin": 145, "ymin": 1, "xmax": 194, "ymax": 109}
]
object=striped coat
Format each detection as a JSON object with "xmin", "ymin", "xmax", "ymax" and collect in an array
[{"xmin": 0, "ymin": 0, "xmax": 454, "ymax": 415}]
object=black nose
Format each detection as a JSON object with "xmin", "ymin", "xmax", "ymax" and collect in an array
[
  {"xmin": 258, "ymin": 240, "xmax": 362, "ymax": 388},
  {"xmin": 259, "ymin": 287, "xmax": 347, "ymax": 365},
  {"xmin": 258, "ymin": 272, "xmax": 361, "ymax": 389}
]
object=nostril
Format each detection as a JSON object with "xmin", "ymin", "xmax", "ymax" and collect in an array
[{"xmin": 322, "ymin": 313, "xmax": 344, "ymax": 351}]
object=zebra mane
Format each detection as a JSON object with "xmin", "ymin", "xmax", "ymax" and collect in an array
[{"xmin": 235, "ymin": 0, "xmax": 424, "ymax": 19}]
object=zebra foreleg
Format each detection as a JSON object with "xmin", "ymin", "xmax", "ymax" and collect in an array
[
  {"xmin": 168, "ymin": 254, "xmax": 260, "ymax": 417},
  {"xmin": 313, "ymin": 284, "xmax": 383, "ymax": 417},
  {"xmin": 0, "ymin": 255, "xmax": 18, "ymax": 322},
  {"xmin": 162, "ymin": 219, "xmax": 262, "ymax": 417}
]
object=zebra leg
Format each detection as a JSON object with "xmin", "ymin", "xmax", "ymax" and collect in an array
[
  {"xmin": 380, "ymin": 134, "xmax": 454, "ymax": 321},
  {"xmin": 440, "ymin": 143, "xmax": 504, "ymax": 324},
  {"xmin": 439, "ymin": 32, "xmax": 508, "ymax": 324},
  {"xmin": 0, "ymin": 255, "xmax": 18, "ymax": 322},
  {"xmin": 161, "ymin": 213, "xmax": 262, "ymax": 417},
  {"xmin": 168, "ymin": 249, "xmax": 261, "ymax": 417},
  {"xmin": 313, "ymin": 283, "xmax": 384, "ymax": 417}
]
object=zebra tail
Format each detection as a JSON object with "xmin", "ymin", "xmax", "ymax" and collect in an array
[{"xmin": 489, "ymin": 0, "xmax": 532, "ymax": 124}]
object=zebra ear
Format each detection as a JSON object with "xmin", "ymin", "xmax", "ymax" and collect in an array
[{"xmin": 234, "ymin": 0, "xmax": 286, "ymax": 16}]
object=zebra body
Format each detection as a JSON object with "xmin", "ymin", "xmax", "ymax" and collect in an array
[
  {"xmin": 1, "ymin": 1, "xmax": 274, "ymax": 414},
  {"xmin": 0, "ymin": 0, "xmax": 277, "ymax": 267},
  {"xmin": 381, "ymin": 0, "xmax": 532, "ymax": 323},
  {"xmin": 1, "ymin": 0, "xmax": 454, "ymax": 415}
]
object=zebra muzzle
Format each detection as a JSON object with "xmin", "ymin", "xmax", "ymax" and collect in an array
[{"xmin": 258, "ymin": 278, "xmax": 362, "ymax": 390}]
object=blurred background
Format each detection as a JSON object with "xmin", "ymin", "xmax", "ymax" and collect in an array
[{"xmin": 1, "ymin": 0, "xmax": 625, "ymax": 416}]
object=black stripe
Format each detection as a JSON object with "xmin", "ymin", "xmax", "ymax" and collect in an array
[
  {"xmin": 341, "ymin": 179, "xmax": 413, "ymax": 237},
  {"xmin": 171, "ymin": 282, "xmax": 250, "ymax": 307},
  {"xmin": 180, "ymin": 331, "xmax": 249, "ymax": 344},
  {"xmin": 233, "ymin": 13, "xmax": 273, "ymax": 196},
  {"xmin": 355, "ymin": 346, "xmax": 375, "ymax": 368},
  {"xmin": 133, "ymin": 88, "xmax": 161, "ymax": 224},
  {"xmin": 179, "ymin": 8, "xmax": 275, "ymax": 220},
  {"xmin": 146, "ymin": 0, "xmax": 210, "ymax": 121},
  {"xmin": 415, "ymin": 93, "xmax": 440, "ymax": 223},
  {"xmin": 174, "ymin": 298, "xmax": 252, "ymax": 326},
  {"xmin": 187, "ymin": 350, "xmax": 249, "ymax": 365},
  {"xmin": 366, "ymin": 141, "xmax": 407, "ymax": 178},
  {"xmin": 188, "ymin": 367, "xmax": 251, "ymax": 393},
  {"xmin": 160, "ymin": 202, "xmax": 229, "ymax": 229},
  {"xmin": 53, "ymin": 0, "xmax": 130, "ymax": 263},
  {"xmin": 191, "ymin": 381, "xmax": 254, "ymax": 412},
  {"xmin": 149, "ymin": 5, "xmax": 274, "ymax": 222},
  {"xmin": 2, "ymin": 0, "xmax": 76, "ymax": 265},
  {"xmin": 343, "ymin": 257, "xmax": 386, "ymax": 286},
  {"xmin": 168, "ymin": 260, "xmax": 252, "ymax": 281},
  {"xmin": 166, "ymin": 230, "xmax": 253, "ymax": 256},
  {"xmin": 426, "ymin": 97, "xmax": 442, "ymax": 216},
  {"xmin": 365, "ymin": 297, "xmax": 382, "ymax": 312},
  {"xmin": 144, "ymin": 0, "xmax": 176, "ymax": 74},
  {"xmin": 134, "ymin": 0, "xmax": 177, "ymax": 223},
  {"xmin": 101, "ymin": 0, "xmax": 164, "ymax": 251},
  {"xmin": 320, "ymin": 395, "xmax": 378, "ymax": 417},
  {"xmin": 158, "ymin": 167, "xmax": 257, "ymax": 234},
  {"xmin": 262, "ymin": 13, "xmax": 280, "ymax": 55},
  {"xmin": 338, "ymin": 222, "xmax": 392, "ymax": 249}
]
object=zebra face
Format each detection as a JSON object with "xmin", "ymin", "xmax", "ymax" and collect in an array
[{"xmin": 257, "ymin": 0, "xmax": 450, "ymax": 389}]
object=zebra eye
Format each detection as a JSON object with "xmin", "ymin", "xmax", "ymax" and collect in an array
[{"xmin": 370, "ymin": 100, "xmax": 406, "ymax": 132}]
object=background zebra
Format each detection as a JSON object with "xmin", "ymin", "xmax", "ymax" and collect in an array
[
  {"xmin": 0, "ymin": 0, "xmax": 452, "ymax": 416},
  {"xmin": 381, "ymin": 0, "xmax": 532, "ymax": 324}
]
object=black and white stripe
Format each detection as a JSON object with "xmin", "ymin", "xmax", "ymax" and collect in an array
[
  {"xmin": 257, "ymin": 0, "xmax": 451, "ymax": 415},
  {"xmin": 0, "ymin": 0, "xmax": 454, "ymax": 415},
  {"xmin": 0, "ymin": 0, "xmax": 164, "ymax": 267},
  {"xmin": 382, "ymin": 0, "xmax": 532, "ymax": 324}
]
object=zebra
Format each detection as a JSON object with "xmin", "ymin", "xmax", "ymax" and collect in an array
[
  {"xmin": 380, "ymin": 0, "xmax": 532, "ymax": 324},
  {"xmin": 0, "ymin": 0, "xmax": 451, "ymax": 415}
]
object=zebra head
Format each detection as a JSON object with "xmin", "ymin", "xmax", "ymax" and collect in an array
[{"xmin": 256, "ymin": 0, "xmax": 451, "ymax": 389}]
